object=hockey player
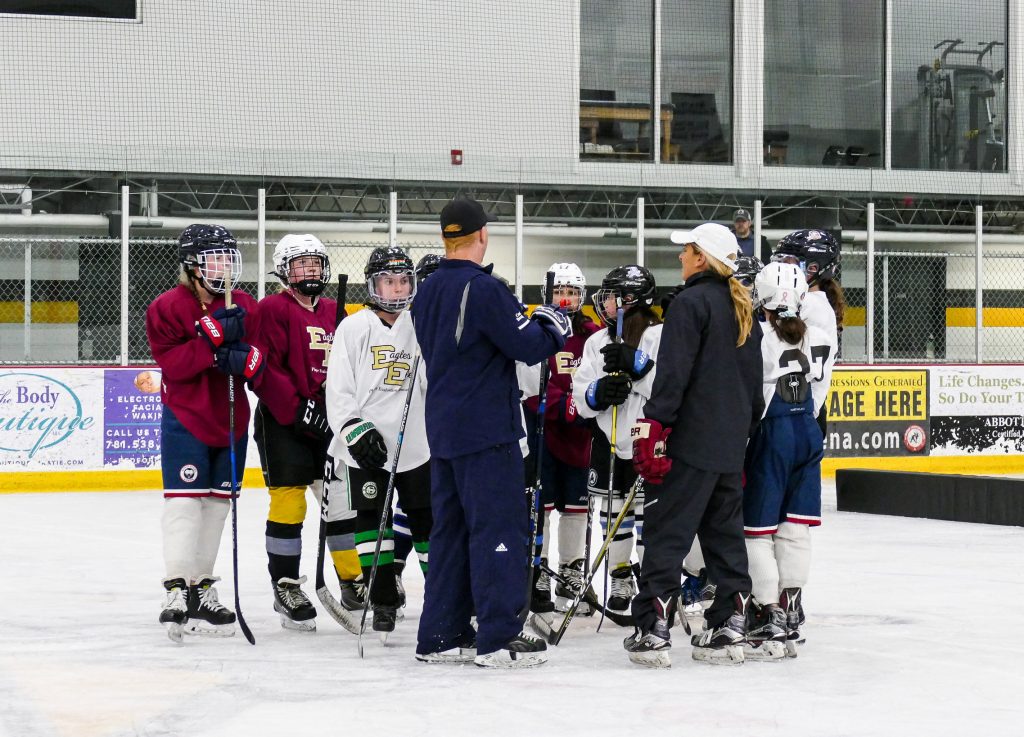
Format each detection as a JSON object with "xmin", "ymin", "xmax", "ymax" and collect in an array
[
  {"xmin": 520, "ymin": 263, "xmax": 601, "ymax": 629},
  {"xmin": 412, "ymin": 197, "xmax": 569, "ymax": 668},
  {"xmin": 571, "ymin": 265, "xmax": 663, "ymax": 617},
  {"xmin": 325, "ymin": 246, "xmax": 431, "ymax": 638},
  {"xmin": 743, "ymin": 262, "xmax": 836, "ymax": 660},
  {"xmin": 627, "ymin": 222, "xmax": 763, "ymax": 668},
  {"xmin": 145, "ymin": 224, "xmax": 265, "ymax": 642},
  {"xmin": 771, "ymin": 229, "xmax": 844, "ymax": 435},
  {"xmin": 251, "ymin": 234, "xmax": 361, "ymax": 631}
]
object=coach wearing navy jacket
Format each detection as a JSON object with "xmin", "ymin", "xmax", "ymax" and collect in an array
[{"xmin": 411, "ymin": 198, "xmax": 569, "ymax": 668}]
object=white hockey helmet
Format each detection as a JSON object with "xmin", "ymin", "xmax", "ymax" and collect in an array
[
  {"xmin": 754, "ymin": 261, "xmax": 807, "ymax": 317},
  {"xmin": 273, "ymin": 234, "xmax": 331, "ymax": 296},
  {"xmin": 542, "ymin": 262, "xmax": 586, "ymax": 312}
]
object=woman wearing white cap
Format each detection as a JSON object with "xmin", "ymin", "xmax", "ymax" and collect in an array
[{"xmin": 626, "ymin": 222, "xmax": 764, "ymax": 668}]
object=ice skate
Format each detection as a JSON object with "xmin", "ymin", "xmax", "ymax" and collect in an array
[
  {"xmin": 779, "ymin": 587, "xmax": 806, "ymax": 657},
  {"xmin": 274, "ymin": 575, "xmax": 317, "ymax": 632},
  {"xmin": 416, "ymin": 632, "xmax": 477, "ymax": 664},
  {"xmin": 474, "ymin": 630, "xmax": 548, "ymax": 669},
  {"xmin": 527, "ymin": 562, "xmax": 557, "ymax": 636},
  {"xmin": 185, "ymin": 576, "xmax": 236, "ymax": 637},
  {"xmin": 624, "ymin": 597, "xmax": 673, "ymax": 668},
  {"xmin": 338, "ymin": 576, "xmax": 366, "ymax": 612},
  {"xmin": 607, "ymin": 565, "xmax": 636, "ymax": 615},
  {"xmin": 554, "ymin": 559, "xmax": 592, "ymax": 615},
  {"xmin": 159, "ymin": 577, "xmax": 188, "ymax": 644},
  {"xmin": 691, "ymin": 592, "xmax": 748, "ymax": 666},
  {"xmin": 373, "ymin": 604, "xmax": 398, "ymax": 644},
  {"xmin": 743, "ymin": 602, "xmax": 787, "ymax": 661},
  {"xmin": 677, "ymin": 572, "xmax": 705, "ymax": 634}
]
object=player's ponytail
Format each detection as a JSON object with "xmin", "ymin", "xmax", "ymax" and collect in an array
[
  {"xmin": 819, "ymin": 278, "xmax": 846, "ymax": 332},
  {"xmin": 768, "ymin": 310, "xmax": 807, "ymax": 345}
]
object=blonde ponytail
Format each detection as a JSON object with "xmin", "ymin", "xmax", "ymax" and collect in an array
[{"xmin": 694, "ymin": 246, "xmax": 753, "ymax": 346}]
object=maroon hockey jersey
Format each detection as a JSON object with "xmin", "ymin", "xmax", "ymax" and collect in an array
[
  {"xmin": 525, "ymin": 317, "xmax": 601, "ymax": 468},
  {"xmin": 253, "ymin": 290, "xmax": 338, "ymax": 426},
  {"xmin": 145, "ymin": 284, "xmax": 262, "ymax": 447}
]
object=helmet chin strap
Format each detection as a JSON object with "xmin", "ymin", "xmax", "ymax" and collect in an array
[{"xmin": 294, "ymin": 279, "xmax": 326, "ymax": 297}]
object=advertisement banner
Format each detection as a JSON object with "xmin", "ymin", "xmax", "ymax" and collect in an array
[
  {"xmin": 1, "ymin": 367, "xmax": 261, "ymax": 477},
  {"xmin": 930, "ymin": 366, "xmax": 1024, "ymax": 455},
  {"xmin": 823, "ymin": 369, "xmax": 930, "ymax": 457}
]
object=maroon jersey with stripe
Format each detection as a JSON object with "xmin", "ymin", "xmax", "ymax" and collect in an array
[
  {"xmin": 254, "ymin": 290, "xmax": 338, "ymax": 426},
  {"xmin": 145, "ymin": 284, "xmax": 262, "ymax": 447},
  {"xmin": 525, "ymin": 317, "xmax": 601, "ymax": 468}
]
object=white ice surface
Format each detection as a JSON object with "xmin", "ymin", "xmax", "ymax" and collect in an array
[{"xmin": 1, "ymin": 480, "xmax": 1023, "ymax": 737}]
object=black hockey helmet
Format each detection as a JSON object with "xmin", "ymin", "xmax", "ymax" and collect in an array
[
  {"xmin": 178, "ymin": 223, "xmax": 241, "ymax": 295},
  {"xmin": 365, "ymin": 245, "xmax": 416, "ymax": 312},
  {"xmin": 772, "ymin": 229, "xmax": 840, "ymax": 284},
  {"xmin": 734, "ymin": 255, "xmax": 764, "ymax": 288},
  {"xmin": 592, "ymin": 264, "xmax": 656, "ymax": 325},
  {"xmin": 415, "ymin": 253, "xmax": 442, "ymax": 282}
]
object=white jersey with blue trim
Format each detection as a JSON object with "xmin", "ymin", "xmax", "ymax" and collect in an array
[
  {"xmin": 800, "ymin": 291, "xmax": 838, "ymax": 413},
  {"xmin": 759, "ymin": 320, "xmax": 837, "ymax": 417}
]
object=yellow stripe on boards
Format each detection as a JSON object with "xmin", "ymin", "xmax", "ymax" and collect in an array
[
  {"xmin": 1, "ymin": 468, "xmax": 266, "ymax": 493},
  {"xmin": 946, "ymin": 307, "xmax": 1024, "ymax": 328},
  {"xmin": 0, "ymin": 301, "xmax": 79, "ymax": 323},
  {"xmin": 822, "ymin": 455, "xmax": 1024, "ymax": 478}
]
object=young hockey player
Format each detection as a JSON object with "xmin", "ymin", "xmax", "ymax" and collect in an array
[
  {"xmin": 628, "ymin": 222, "xmax": 763, "ymax": 668},
  {"xmin": 520, "ymin": 263, "xmax": 601, "ymax": 631},
  {"xmin": 252, "ymin": 234, "xmax": 361, "ymax": 631},
  {"xmin": 412, "ymin": 197, "xmax": 568, "ymax": 668},
  {"xmin": 145, "ymin": 224, "xmax": 265, "ymax": 642},
  {"xmin": 571, "ymin": 265, "xmax": 663, "ymax": 618},
  {"xmin": 325, "ymin": 246, "xmax": 431, "ymax": 639},
  {"xmin": 742, "ymin": 261, "xmax": 836, "ymax": 660}
]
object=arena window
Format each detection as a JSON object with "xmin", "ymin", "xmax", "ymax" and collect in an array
[{"xmin": 0, "ymin": 1, "xmax": 137, "ymax": 20}]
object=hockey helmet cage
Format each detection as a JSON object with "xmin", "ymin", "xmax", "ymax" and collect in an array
[
  {"xmin": 273, "ymin": 233, "xmax": 332, "ymax": 297},
  {"xmin": 366, "ymin": 246, "xmax": 417, "ymax": 312}
]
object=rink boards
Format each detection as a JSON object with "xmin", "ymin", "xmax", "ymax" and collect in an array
[{"xmin": 3, "ymin": 363, "xmax": 1024, "ymax": 492}]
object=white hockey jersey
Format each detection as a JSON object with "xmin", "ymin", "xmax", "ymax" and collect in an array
[
  {"xmin": 571, "ymin": 324, "xmax": 662, "ymax": 460},
  {"xmin": 759, "ymin": 320, "xmax": 837, "ymax": 417},
  {"xmin": 800, "ymin": 291, "xmax": 839, "ymax": 413},
  {"xmin": 326, "ymin": 308, "xmax": 428, "ymax": 472}
]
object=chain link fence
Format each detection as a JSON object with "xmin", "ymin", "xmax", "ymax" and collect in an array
[{"xmin": 3, "ymin": 233, "xmax": 1023, "ymax": 365}]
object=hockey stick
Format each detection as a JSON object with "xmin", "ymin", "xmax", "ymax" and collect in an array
[
  {"xmin": 596, "ymin": 300, "xmax": 625, "ymax": 633},
  {"xmin": 538, "ymin": 561, "xmax": 634, "ymax": 628},
  {"xmin": 357, "ymin": 352, "xmax": 421, "ymax": 657},
  {"xmin": 225, "ymin": 254, "xmax": 255, "ymax": 645},
  {"xmin": 550, "ymin": 476, "xmax": 645, "ymax": 646},
  {"xmin": 314, "ymin": 274, "xmax": 360, "ymax": 632},
  {"xmin": 519, "ymin": 270, "xmax": 557, "ymax": 622}
]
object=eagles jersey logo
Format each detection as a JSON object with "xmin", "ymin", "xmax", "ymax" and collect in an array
[
  {"xmin": 307, "ymin": 326, "xmax": 333, "ymax": 366},
  {"xmin": 553, "ymin": 351, "xmax": 581, "ymax": 375},
  {"xmin": 370, "ymin": 345, "xmax": 412, "ymax": 386}
]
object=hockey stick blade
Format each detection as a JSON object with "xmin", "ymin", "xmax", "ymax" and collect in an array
[{"xmin": 315, "ymin": 586, "xmax": 361, "ymax": 635}]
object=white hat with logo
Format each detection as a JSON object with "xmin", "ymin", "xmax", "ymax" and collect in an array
[{"xmin": 669, "ymin": 222, "xmax": 739, "ymax": 272}]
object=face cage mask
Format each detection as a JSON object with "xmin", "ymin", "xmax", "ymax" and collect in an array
[
  {"xmin": 368, "ymin": 270, "xmax": 417, "ymax": 313},
  {"xmin": 544, "ymin": 285, "xmax": 585, "ymax": 313},
  {"xmin": 593, "ymin": 288, "xmax": 639, "ymax": 325},
  {"xmin": 284, "ymin": 254, "xmax": 331, "ymax": 297},
  {"xmin": 193, "ymin": 249, "xmax": 243, "ymax": 295}
]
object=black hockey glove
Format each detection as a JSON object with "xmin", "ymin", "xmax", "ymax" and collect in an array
[
  {"xmin": 294, "ymin": 398, "xmax": 332, "ymax": 441},
  {"xmin": 214, "ymin": 342, "xmax": 264, "ymax": 381},
  {"xmin": 600, "ymin": 342, "xmax": 654, "ymax": 380},
  {"xmin": 197, "ymin": 306, "xmax": 246, "ymax": 349},
  {"xmin": 584, "ymin": 374, "xmax": 632, "ymax": 411},
  {"xmin": 342, "ymin": 419, "xmax": 388, "ymax": 470},
  {"xmin": 531, "ymin": 305, "xmax": 572, "ymax": 340}
]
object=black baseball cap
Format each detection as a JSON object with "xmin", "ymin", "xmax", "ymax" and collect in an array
[
  {"xmin": 440, "ymin": 198, "xmax": 490, "ymax": 239},
  {"xmin": 733, "ymin": 208, "xmax": 751, "ymax": 222}
]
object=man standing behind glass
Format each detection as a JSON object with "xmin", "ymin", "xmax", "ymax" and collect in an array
[
  {"xmin": 731, "ymin": 208, "xmax": 771, "ymax": 263},
  {"xmin": 411, "ymin": 197, "xmax": 570, "ymax": 669}
]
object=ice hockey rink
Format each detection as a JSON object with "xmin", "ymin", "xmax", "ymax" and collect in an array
[{"xmin": 1, "ymin": 478, "xmax": 1021, "ymax": 737}]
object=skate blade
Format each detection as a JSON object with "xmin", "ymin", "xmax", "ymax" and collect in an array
[
  {"xmin": 164, "ymin": 622, "xmax": 184, "ymax": 644},
  {"xmin": 378, "ymin": 631, "xmax": 390, "ymax": 646},
  {"xmin": 692, "ymin": 644, "xmax": 744, "ymax": 665},
  {"xmin": 627, "ymin": 650, "xmax": 671, "ymax": 668},
  {"xmin": 555, "ymin": 596, "xmax": 592, "ymax": 616},
  {"xmin": 743, "ymin": 640, "xmax": 787, "ymax": 661},
  {"xmin": 279, "ymin": 614, "xmax": 317, "ymax": 632},
  {"xmin": 785, "ymin": 640, "xmax": 799, "ymax": 658},
  {"xmin": 474, "ymin": 653, "xmax": 548, "ymax": 669},
  {"xmin": 184, "ymin": 622, "xmax": 236, "ymax": 638},
  {"xmin": 415, "ymin": 649, "xmax": 476, "ymax": 664}
]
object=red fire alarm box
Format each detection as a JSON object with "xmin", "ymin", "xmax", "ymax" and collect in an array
[{"xmin": 451, "ymin": 149, "xmax": 463, "ymax": 166}]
